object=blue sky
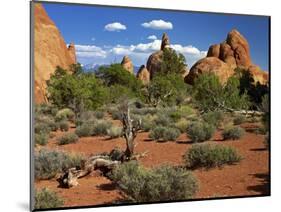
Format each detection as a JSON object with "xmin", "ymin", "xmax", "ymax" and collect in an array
[{"xmin": 42, "ymin": 2, "xmax": 269, "ymax": 70}]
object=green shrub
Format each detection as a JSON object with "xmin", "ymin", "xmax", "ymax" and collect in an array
[
  {"xmin": 222, "ymin": 126, "xmax": 245, "ymax": 140},
  {"xmin": 149, "ymin": 126, "xmax": 166, "ymax": 140},
  {"xmin": 110, "ymin": 161, "xmax": 198, "ymax": 202},
  {"xmin": 109, "ymin": 148, "xmax": 124, "ymax": 161},
  {"xmin": 175, "ymin": 118, "xmax": 189, "ymax": 133},
  {"xmin": 163, "ymin": 128, "xmax": 181, "ymax": 141},
  {"xmin": 92, "ymin": 120, "xmax": 112, "ymax": 136},
  {"xmin": 107, "ymin": 126, "xmax": 123, "ymax": 138},
  {"xmin": 169, "ymin": 111, "xmax": 182, "ymax": 122},
  {"xmin": 59, "ymin": 120, "xmax": 69, "ymax": 132},
  {"xmin": 154, "ymin": 114, "xmax": 171, "ymax": 127},
  {"xmin": 202, "ymin": 111, "xmax": 224, "ymax": 127},
  {"xmin": 57, "ymin": 132, "xmax": 79, "ymax": 145},
  {"xmin": 55, "ymin": 108, "xmax": 75, "ymax": 122},
  {"xmin": 233, "ymin": 115, "xmax": 246, "ymax": 125},
  {"xmin": 111, "ymin": 109, "xmax": 122, "ymax": 120},
  {"xmin": 178, "ymin": 105, "xmax": 194, "ymax": 117},
  {"xmin": 75, "ymin": 122, "xmax": 95, "ymax": 137},
  {"xmin": 75, "ymin": 111, "xmax": 97, "ymax": 126},
  {"xmin": 35, "ymin": 133, "xmax": 48, "ymax": 146},
  {"xmin": 187, "ymin": 121, "xmax": 215, "ymax": 143},
  {"xmin": 183, "ymin": 143, "xmax": 242, "ymax": 168},
  {"xmin": 35, "ymin": 149, "xmax": 84, "ymax": 180},
  {"xmin": 149, "ymin": 126, "xmax": 180, "ymax": 141},
  {"xmin": 34, "ymin": 122, "xmax": 51, "ymax": 134},
  {"xmin": 34, "ymin": 188, "xmax": 64, "ymax": 209},
  {"xmin": 132, "ymin": 107, "xmax": 158, "ymax": 116},
  {"xmin": 94, "ymin": 111, "xmax": 105, "ymax": 119}
]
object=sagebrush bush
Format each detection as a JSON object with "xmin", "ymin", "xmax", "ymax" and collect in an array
[
  {"xmin": 132, "ymin": 107, "xmax": 158, "ymax": 116},
  {"xmin": 183, "ymin": 143, "xmax": 242, "ymax": 168},
  {"xmin": 107, "ymin": 126, "xmax": 123, "ymax": 138},
  {"xmin": 154, "ymin": 114, "xmax": 171, "ymax": 127},
  {"xmin": 55, "ymin": 108, "xmax": 75, "ymax": 122},
  {"xmin": 175, "ymin": 118, "xmax": 189, "ymax": 133},
  {"xmin": 233, "ymin": 115, "xmax": 246, "ymax": 125},
  {"xmin": 187, "ymin": 121, "xmax": 215, "ymax": 143},
  {"xmin": 149, "ymin": 126, "xmax": 180, "ymax": 141},
  {"xmin": 35, "ymin": 122, "xmax": 51, "ymax": 134},
  {"xmin": 94, "ymin": 111, "xmax": 105, "ymax": 119},
  {"xmin": 35, "ymin": 104, "xmax": 58, "ymax": 117},
  {"xmin": 35, "ymin": 133, "xmax": 48, "ymax": 146},
  {"xmin": 59, "ymin": 120, "xmax": 69, "ymax": 131},
  {"xmin": 75, "ymin": 122, "xmax": 95, "ymax": 137},
  {"xmin": 75, "ymin": 111, "xmax": 97, "ymax": 126},
  {"xmin": 178, "ymin": 105, "xmax": 194, "ymax": 117},
  {"xmin": 109, "ymin": 148, "xmax": 124, "ymax": 161},
  {"xmin": 169, "ymin": 111, "xmax": 182, "ymax": 122},
  {"xmin": 57, "ymin": 132, "xmax": 79, "ymax": 145},
  {"xmin": 35, "ymin": 149, "xmax": 84, "ymax": 180},
  {"xmin": 92, "ymin": 120, "xmax": 112, "ymax": 136},
  {"xmin": 222, "ymin": 126, "xmax": 245, "ymax": 140},
  {"xmin": 163, "ymin": 128, "xmax": 181, "ymax": 141},
  {"xmin": 110, "ymin": 161, "xmax": 198, "ymax": 202},
  {"xmin": 149, "ymin": 126, "xmax": 166, "ymax": 140},
  {"xmin": 202, "ymin": 111, "xmax": 224, "ymax": 127},
  {"xmin": 111, "ymin": 109, "xmax": 122, "ymax": 120},
  {"xmin": 34, "ymin": 188, "xmax": 64, "ymax": 209}
]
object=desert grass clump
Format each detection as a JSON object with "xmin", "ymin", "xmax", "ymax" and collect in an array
[
  {"xmin": 34, "ymin": 188, "xmax": 64, "ymax": 209},
  {"xmin": 35, "ymin": 133, "xmax": 48, "ymax": 146},
  {"xmin": 92, "ymin": 120, "xmax": 112, "ymax": 136},
  {"xmin": 183, "ymin": 143, "xmax": 242, "ymax": 169},
  {"xmin": 178, "ymin": 105, "xmax": 194, "ymax": 117},
  {"xmin": 110, "ymin": 161, "xmax": 198, "ymax": 202},
  {"xmin": 35, "ymin": 149, "xmax": 84, "ymax": 180},
  {"xmin": 233, "ymin": 115, "xmax": 246, "ymax": 125},
  {"xmin": 57, "ymin": 132, "xmax": 79, "ymax": 145},
  {"xmin": 55, "ymin": 108, "xmax": 75, "ymax": 122},
  {"xmin": 149, "ymin": 126, "xmax": 180, "ymax": 141},
  {"xmin": 35, "ymin": 122, "xmax": 51, "ymax": 134},
  {"xmin": 59, "ymin": 120, "xmax": 69, "ymax": 132},
  {"xmin": 175, "ymin": 118, "xmax": 189, "ymax": 133},
  {"xmin": 107, "ymin": 126, "xmax": 123, "ymax": 138},
  {"xmin": 169, "ymin": 111, "xmax": 182, "ymax": 122},
  {"xmin": 187, "ymin": 121, "xmax": 215, "ymax": 143},
  {"xmin": 154, "ymin": 114, "xmax": 171, "ymax": 127},
  {"xmin": 222, "ymin": 126, "xmax": 245, "ymax": 140}
]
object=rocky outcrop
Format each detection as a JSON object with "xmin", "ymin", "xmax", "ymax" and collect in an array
[
  {"xmin": 160, "ymin": 33, "xmax": 170, "ymax": 50},
  {"xmin": 146, "ymin": 33, "xmax": 188, "ymax": 79},
  {"xmin": 34, "ymin": 3, "xmax": 76, "ymax": 103},
  {"xmin": 185, "ymin": 57, "xmax": 234, "ymax": 84},
  {"xmin": 136, "ymin": 65, "xmax": 150, "ymax": 85},
  {"xmin": 186, "ymin": 29, "xmax": 268, "ymax": 85},
  {"xmin": 121, "ymin": 56, "xmax": 134, "ymax": 74}
]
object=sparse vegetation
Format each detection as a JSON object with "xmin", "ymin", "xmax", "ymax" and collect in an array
[
  {"xmin": 187, "ymin": 121, "xmax": 215, "ymax": 143},
  {"xmin": 34, "ymin": 188, "xmax": 64, "ymax": 209},
  {"xmin": 57, "ymin": 132, "xmax": 79, "ymax": 145},
  {"xmin": 75, "ymin": 123, "xmax": 95, "ymax": 137},
  {"xmin": 233, "ymin": 115, "xmax": 246, "ymax": 125},
  {"xmin": 92, "ymin": 120, "xmax": 112, "ymax": 136},
  {"xmin": 59, "ymin": 120, "xmax": 69, "ymax": 131},
  {"xmin": 110, "ymin": 161, "xmax": 198, "ymax": 202},
  {"xmin": 222, "ymin": 126, "xmax": 245, "ymax": 140},
  {"xmin": 149, "ymin": 126, "xmax": 180, "ymax": 141},
  {"xmin": 35, "ymin": 133, "xmax": 48, "ymax": 146},
  {"xmin": 184, "ymin": 144, "xmax": 242, "ymax": 168},
  {"xmin": 107, "ymin": 126, "xmax": 123, "ymax": 138},
  {"xmin": 35, "ymin": 149, "xmax": 84, "ymax": 180}
]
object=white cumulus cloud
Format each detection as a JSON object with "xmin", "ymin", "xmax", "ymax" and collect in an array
[
  {"xmin": 147, "ymin": 35, "xmax": 157, "ymax": 40},
  {"xmin": 141, "ymin": 20, "xmax": 173, "ymax": 30},
  {"xmin": 104, "ymin": 22, "xmax": 127, "ymax": 32},
  {"xmin": 75, "ymin": 44, "xmax": 107, "ymax": 58}
]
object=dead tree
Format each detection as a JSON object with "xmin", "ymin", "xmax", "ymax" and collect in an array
[{"xmin": 120, "ymin": 101, "xmax": 141, "ymax": 160}]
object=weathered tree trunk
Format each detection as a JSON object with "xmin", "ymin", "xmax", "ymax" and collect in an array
[{"xmin": 121, "ymin": 103, "xmax": 140, "ymax": 160}]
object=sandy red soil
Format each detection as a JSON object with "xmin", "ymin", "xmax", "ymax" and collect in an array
[{"xmin": 35, "ymin": 122, "xmax": 269, "ymax": 207}]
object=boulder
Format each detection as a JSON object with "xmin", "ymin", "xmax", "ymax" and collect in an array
[
  {"xmin": 136, "ymin": 65, "xmax": 150, "ymax": 85},
  {"xmin": 121, "ymin": 55, "xmax": 134, "ymax": 73},
  {"xmin": 207, "ymin": 44, "xmax": 220, "ymax": 58},
  {"xmin": 248, "ymin": 65, "xmax": 269, "ymax": 85},
  {"xmin": 219, "ymin": 42, "xmax": 237, "ymax": 69},
  {"xmin": 226, "ymin": 29, "xmax": 251, "ymax": 68},
  {"xmin": 34, "ymin": 3, "xmax": 76, "ymax": 103},
  {"xmin": 184, "ymin": 57, "xmax": 234, "ymax": 84},
  {"xmin": 146, "ymin": 50, "xmax": 163, "ymax": 79}
]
